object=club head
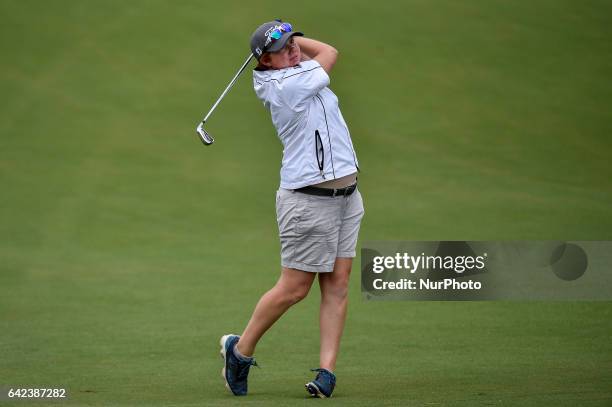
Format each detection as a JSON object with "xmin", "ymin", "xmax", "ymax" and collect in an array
[{"xmin": 196, "ymin": 122, "xmax": 214, "ymax": 146}]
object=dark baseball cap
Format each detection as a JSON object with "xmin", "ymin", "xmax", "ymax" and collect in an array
[{"xmin": 250, "ymin": 20, "xmax": 303, "ymax": 60}]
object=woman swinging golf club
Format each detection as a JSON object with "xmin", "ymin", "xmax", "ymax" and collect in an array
[{"xmin": 220, "ymin": 20, "xmax": 364, "ymax": 398}]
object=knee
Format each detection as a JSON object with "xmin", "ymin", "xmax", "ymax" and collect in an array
[
  {"xmin": 280, "ymin": 283, "xmax": 311, "ymax": 306},
  {"xmin": 323, "ymin": 278, "xmax": 350, "ymax": 301},
  {"xmin": 331, "ymin": 285, "xmax": 349, "ymax": 301},
  {"xmin": 290, "ymin": 284, "xmax": 311, "ymax": 304}
]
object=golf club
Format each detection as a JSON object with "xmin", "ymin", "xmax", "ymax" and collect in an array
[{"xmin": 196, "ymin": 53, "xmax": 254, "ymax": 145}]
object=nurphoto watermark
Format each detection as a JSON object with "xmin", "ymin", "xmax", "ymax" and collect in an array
[{"xmin": 361, "ymin": 241, "xmax": 612, "ymax": 301}]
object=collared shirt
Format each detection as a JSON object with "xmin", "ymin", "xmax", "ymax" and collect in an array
[{"xmin": 253, "ymin": 60, "xmax": 359, "ymax": 189}]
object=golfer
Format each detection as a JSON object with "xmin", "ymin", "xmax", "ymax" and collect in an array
[{"xmin": 220, "ymin": 20, "xmax": 364, "ymax": 398}]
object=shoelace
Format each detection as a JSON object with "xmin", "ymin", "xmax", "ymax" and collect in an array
[
  {"xmin": 236, "ymin": 358, "xmax": 259, "ymax": 380},
  {"xmin": 310, "ymin": 368, "xmax": 335, "ymax": 385}
]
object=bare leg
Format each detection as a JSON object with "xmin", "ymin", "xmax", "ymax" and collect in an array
[
  {"xmin": 236, "ymin": 267, "xmax": 316, "ymax": 357},
  {"xmin": 318, "ymin": 257, "xmax": 353, "ymax": 372}
]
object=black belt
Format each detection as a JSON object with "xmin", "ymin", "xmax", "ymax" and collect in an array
[{"xmin": 295, "ymin": 183, "xmax": 357, "ymax": 197}]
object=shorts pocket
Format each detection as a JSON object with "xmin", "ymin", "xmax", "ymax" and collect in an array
[
  {"xmin": 293, "ymin": 236, "xmax": 336, "ymax": 266},
  {"xmin": 276, "ymin": 191, "xmax": 300, "ymax": 237},
  {"xmin": 295, "ymin": 197, "xmax": 338, "ymax": 236}
]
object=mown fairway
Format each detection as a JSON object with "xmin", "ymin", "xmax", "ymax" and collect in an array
[{"xmin": 1, "ymin": 0, "xmax": 611, "ymax": 405}]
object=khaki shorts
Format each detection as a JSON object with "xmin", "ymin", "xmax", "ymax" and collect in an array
[{"xmin": 275, "ymin": 187, "xmax": 365, "ymax": 273}]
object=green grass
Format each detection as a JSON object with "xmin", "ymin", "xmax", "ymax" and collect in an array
[{"xmin": 1, "ymin": 0, "xmax": 611, "ymax": 405}]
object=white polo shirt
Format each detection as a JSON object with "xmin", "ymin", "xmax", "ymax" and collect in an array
[{"xmin": 253, "ymin": 60, "xmax": 359, "ymax": 190}]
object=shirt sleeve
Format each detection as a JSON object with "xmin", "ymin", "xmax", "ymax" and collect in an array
[{"xmin": 281, "ymin": 60, "xmax": 330, "ymax": 112}]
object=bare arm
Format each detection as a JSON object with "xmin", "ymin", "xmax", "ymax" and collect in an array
[{"xmin": 295, "ymin": 37, "xmax": 338, "ymax": 73}]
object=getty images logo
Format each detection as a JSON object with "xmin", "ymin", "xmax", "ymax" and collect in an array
[{"xmin": 372, "ymin": 252, "xmax": 488, "ymax": 274}]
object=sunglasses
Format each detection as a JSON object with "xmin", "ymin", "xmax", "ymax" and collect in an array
[{"xmin": 265, "ymin": 22, "xmax": 293, "ymax": 47}]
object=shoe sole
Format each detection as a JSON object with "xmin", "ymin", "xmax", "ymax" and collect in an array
[
  {"xmin": 305, "ymin": 382, "xmax": 329, "ymax": 398},
  {"xmin": 219, "ymin": 334, "xmax": 237, "ymax": 394}
]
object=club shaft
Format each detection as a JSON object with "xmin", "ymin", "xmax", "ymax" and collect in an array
[{"xmin": 202, "ymin": 53, "xmax": 254, "ymax": 124}]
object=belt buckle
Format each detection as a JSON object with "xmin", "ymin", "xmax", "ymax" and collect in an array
[
  {"xmin": 345, "ymin": 184, "xmax": 356, "ymax": 197},
  {"xmin": 332, "ymin": 188, "xmax": 339, "ymax": 197}
]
